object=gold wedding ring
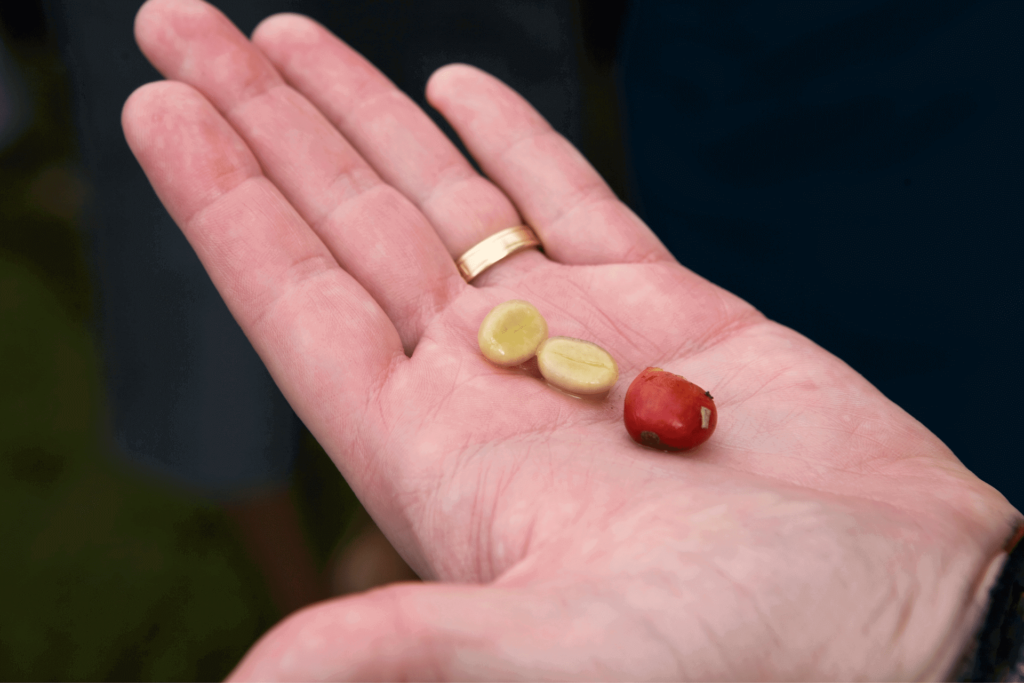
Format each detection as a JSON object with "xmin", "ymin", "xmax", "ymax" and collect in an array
[{"xmin": 456, "ymin": 225, "xmax": 541, "ymax": 282}]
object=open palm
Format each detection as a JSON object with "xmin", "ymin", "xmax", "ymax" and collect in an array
[{"xmin": 122, "ymin": 1, "xmax": 1021, "ymax": 680}]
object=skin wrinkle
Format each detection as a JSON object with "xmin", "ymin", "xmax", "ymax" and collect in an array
[
  {"xmin": 557, "ymin": 271, "xmax": 654, "ymax": 354},
  {"xmin": 262, "ymin": 36, "xmax": 458, "ymax": 224},
  {"xmin": 884, "ymin": 464, "xmax": 1017, "ymax": 536},
  {"xmin": 685, "ymin": 303, "xmax": 766, "ymax": 359},
  {"xmin": 473, "ymin": 250, "xmax": 554, "ymax": 290},
  {"xmin": 419, "ymin": 163, "xmax": 485, "ymax": 211},
  {"xmin": 413, "ymin": 276, "xmax": 467, "ymax": 349},
  {"xmin": 150, "ymin": 9, "xmax": 283, "ymax": 117},
  {"xmin": 604, "ymin": 281, "xmax": 753, "ymax": 363},
  {"xmin": 567, "ymin": 588, "xmax": 678, "ymax": 680},
  {"xmin": 846, "ymin": 417, "xmax": 905, "ymax": 454},
  {"xmin": 341, "ymin": 87, "xmax": 414, "ymax": 133},
  {"xmin": 316, "ymin": 160, "xmax": 385, "ymax": 228},
  {"xmin": 704, "ymin": 516, "xmax": 880, "ymax": 679},
  {"xmin": 622, "ymin": 238, "xmax": 674, "ymax": 267},
  {"xmin": 376, "ymin": 587, "xmax": 433, "ymax": 681},
  {"xmin": 743, "ymin": 428, "xmax": 892, "ymax": 486},
  {"xmin": 705, "ymin": 328, "xmax": 795, "ymax": 396},
  {"xmin": 135, "ymin": 90, "xmax": 262, "ymax": 195},
  {"xmin": 801, "ymin": 412, "xmax": 890, "ymax": 463},
  {"xmin": 885, "ymin": 578, "xmax": 918, "ymax": 657},
  {"xmin": 444, "ymin": 456, "xmax": 491, "ymax": 581},
  {"xmin": 243, "ymin": 251, "xmax": 341, "ymax": 341},
  {"xmin": 178, "ymin": 171, "xmax": 265, "ymax": 244},
  {"xmin": 709, "ymin": 555, "xmax": 788, "ymax": 653},
  {"xmin": 486, "ymin": 450, "xmax": 535, "ymax": 577},
  {"xmin": 544, "ymin": 193, "xmax": 637, "ymax": 257},
  {"xmin": 210, "ymin": 39, "xmax": 277, "ymax": 107},
  {"xmin": 750, "ymin": 449, "xmax": 866, "ymax": 491},
  {"xmin": 742, "ymin": 357, "xmax": 804, "ymax": 404},
  {"xmin": 375, "ymin": 363, "xmax": 421, "ymax": 457},
  {"xmin": 801, "ymin": 421, "xmax": 865, "ymax": 456},
  {"xmin": 632, "ymin": 607, "xmax": 688, "ymax": 680},
  {"xmin": 528, "ymin": 283, "xmax": 621, "ymax": 347},
  {"xmin": 420, "ymin": 172, "xmax": 514, "ymax": 237},
  {"xmin": 234, "ymin": 86, "xmax": 384, "ymax": 224},
  {"xmin": 622, "ymin": 569, "xmax": 712, "ymax": 675},
  {"xmin": 732, "ymin": 465, "xmax": 951, "ymax": 554},
  {"xmin": 702, "ymin": 338, "xmax": 767, "ymax": 404},
  {"xmin": 467, "ymin": 455, "xmax": 501, "ymax": 581},
  {"xmin": 486, "ymin": 452, "xmax": 535, "ymax": 581},
  {"xmin": 487, "ymin": 452, "xmax": 577, "ymax": 572},
  {"xmin": 319, "ymin": 69, "xmax": 393, "ymax": 125},
  {"xmin": 362, "ymin": 351, "xmax": 403, "ymax": 449},
  {"xmin": 309, "ymin": 385, "xmax": 376, "ymax": 483},
  {"xmin": 690, "ymin": 609, "xmax": 734, "ymax": 678},
  {"xmin": 413, "ymin": 432, "xmax": 477, "ymax": 573},
  {"xmin": 339, "ymin": 394, "xmax": 379, "ymax": 487},
  {"xmin": 719, "ymin": 323, "xmax": 793, "ymax": 365},
  {"xmin": 181, "ymin": 176, "xmax": 268, "ymax": 266},
  {"xmin": 158, "ymin": 81, "xmax": 447, "ymax": 366},
  {"xmin": 311, "ymin": 183, "xmax": 394, "ymax": 251},
  {"xmin": 552, "ymin": 489, "xmax": 888, "ymax": 679},
  {"xmin": 693, "ymin": 556, "xmax": 779, "ymax": 676},
  {"xmin": 132, "ymin": 106, "xmax": 367, "ymax": 356},
  {"xmin": 223, "ymin": 79, "xmax": 290, "ymax": 134},
  {"xmin": 479, "ymin": 442, "xmax": 556, "ymax": 580},
  {"xmin": 500, "ymin": 130, "xmax": 614, "ymax": 232}
]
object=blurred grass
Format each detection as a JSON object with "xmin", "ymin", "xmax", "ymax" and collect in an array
[
  {"xmin": 0, "ymin": 26, "xmax": 362, "ymax": 682},
  {"xmin": 0, "ymin": 252, "xmax": 277, "ymax": 680}
]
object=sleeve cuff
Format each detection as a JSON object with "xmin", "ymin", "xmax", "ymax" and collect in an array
[{"xmin": 952, "ymin": 523, "xmax": 1024, "ymax": 682}]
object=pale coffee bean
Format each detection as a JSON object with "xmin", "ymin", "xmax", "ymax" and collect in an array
[
  {"xmin": 536, "ymin": 336, "xmax": 618, "ymax": 395},
  {"xmin": 478, "ymin": 300, "xmax": 549, "ymax": 366}
]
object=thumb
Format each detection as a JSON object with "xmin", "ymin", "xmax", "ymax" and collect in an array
[{"xmin": 224, "ymin": 581, "xmax": 556, "ymax": 681}]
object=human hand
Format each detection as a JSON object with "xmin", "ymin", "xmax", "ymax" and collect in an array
[{"xmin": 123, "ymin": 1, "xmax": 1022, "ymax": 679}]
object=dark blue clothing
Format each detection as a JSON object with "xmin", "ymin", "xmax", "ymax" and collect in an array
[{"xmin": 620, "ymin": 0, "xmax": 1023, "ymax": 511}]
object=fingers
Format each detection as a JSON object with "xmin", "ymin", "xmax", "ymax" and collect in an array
[
  {"xmin": 251, "ymin": 13, "xmax": 529, "ymax": 265},
  {"xmin": 133, "ymin": 0, "xmax": 463, "ymax": 350},
  {"xmin": 427, "ymin": 64, "xmax": 676, "ymax": 267},
  {"xmin": 121, "ymin": 79, "xmax": 404, "ymax": 476}
]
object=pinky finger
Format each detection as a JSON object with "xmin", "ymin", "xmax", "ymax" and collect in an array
[{"xmin": 122, "ymin": 80, "xmax": 404, "ymax": 475}]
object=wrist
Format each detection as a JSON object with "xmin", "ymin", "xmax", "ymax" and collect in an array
[{"xmin": 943, "ymin": 524, "xmax": 1024, "ymax": 682}]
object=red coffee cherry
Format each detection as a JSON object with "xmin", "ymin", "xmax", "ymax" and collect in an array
[{"xmin": 624, "ymin": 367, "xmax": 717, "ymax": 451}]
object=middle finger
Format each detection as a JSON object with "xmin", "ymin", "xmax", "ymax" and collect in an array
[
  {"xmin": 250, "ymin": 11, "xmax": 547, "ymax": 281},
  {"xmin": 134, "ymin": 0, "xmax": 465, "ymax": 351}
]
